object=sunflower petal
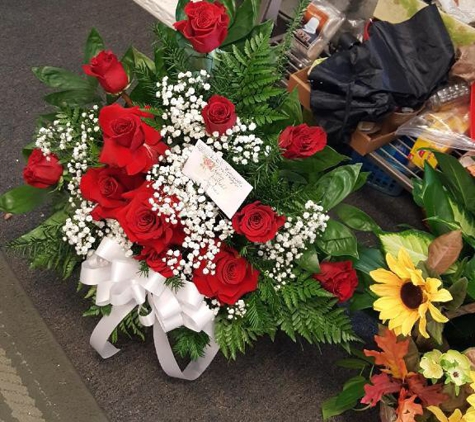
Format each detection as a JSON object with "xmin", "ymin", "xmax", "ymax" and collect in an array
[
  {"xmin": 429, "ymin": 303, "xmax": 449, "ymax": 323},
  {"xmin": 370, "ymin": 268, "xmax": 402, "ymax": 285},
  {"xmin": 387, "ymin": 253, "xmax": 411, "ymax": 279},
  {"xmin": 370, "ymin": 284, "xmax": 401, "ymax": 297},
  {"xmin": 398, "ymin": 248, "xmax": 416, "ymax": 272},
  {"xmin": 427, "ymin": 406, "xmax": 449, "ymax": 422},
  {"xmin": 426, "ymin": 277, "xmax": 442, "ymax": 293},
  {"xmin": 419, "ymin": 315, "xmax": 429, "ymax": 338},
  {"xmin": 401, "ymin": 311, "xmax": 419, "ymax": 336},
  {"xmin": 430, "ymin": 288, "xmax": 453, "ymax": 303}
]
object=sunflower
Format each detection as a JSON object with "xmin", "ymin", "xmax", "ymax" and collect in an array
[
  {"xmin": 428, "ymin": 407, "xmax": 475, "ymax": 422},
  {"xmin": 370, "ymin": 248, "xmax": 452, "ymax": 338}
]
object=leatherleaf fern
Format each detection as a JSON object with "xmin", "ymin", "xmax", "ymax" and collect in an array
[
  {"xmin": 215, "ymin": 274, "xmax": 358, "ymax": 360},
  {"xmin": 211, "ymin": 24, "xmax": 287, "ymax": 127}
]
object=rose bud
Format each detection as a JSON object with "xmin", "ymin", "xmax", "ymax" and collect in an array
[
  {"xmin": 174, "ymin": 1, "xmax": 230, "ymax": 54},
  {"xmin": 83, "ymin": 50, "xmax": 128, "ymax": 94},
  {"xmin": 23, "ymin": 149, "xmax": 63, "ymax": 189},
  {"xmin": 279, "ymin": 124, "xmax": 327, "ymax": 160},
  {"xmin": 202, "ymin": 95, "xmax": 237, "ymax": 135},
  {"xmin": 313, "ymin": 261, "xmax": 358, "ymax": 303},
  {"xmin": 232, "ymin": 201, "xmax": 286, "ymax": 243}
]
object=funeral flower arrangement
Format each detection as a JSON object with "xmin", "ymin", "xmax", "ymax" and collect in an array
[
  {"xmin": 0, "ymin": 0, "xmax": 365, "ymax": 377},
  {"xmin": 324, "ymin": 155, "xmax": 475, "ymax": 420}
]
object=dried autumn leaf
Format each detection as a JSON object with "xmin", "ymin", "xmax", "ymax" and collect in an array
[
  {"xmin": 427, "ymin": 230, "xmax": 463, "ymax": 275},
  {"xmin": 406, "ymin": 374, "xmax": 447, "ymax": 406},
  {"xmin": 364, "ymin": 328, "xmax": 409, "ymax": 380},
  {"xmin": 396, "ymin": 388, "xmax": 423, "ymax": 422},
  {"xmin": 361, "ymin": 373, "xmax": 402, "ymax": 407}
]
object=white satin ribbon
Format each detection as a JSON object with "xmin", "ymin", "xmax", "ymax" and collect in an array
[{"xmin": 80, "ymin": 237, "xmax": 219, "ymax": 380}]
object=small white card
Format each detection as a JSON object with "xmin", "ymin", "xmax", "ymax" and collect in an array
[{"xmin": 182, "ymin": 141, "xmax": 253, "ymax": 218}]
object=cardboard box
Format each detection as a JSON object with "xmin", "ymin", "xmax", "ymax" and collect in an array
[
  {"xmin": 288, "ymin": 67, "xmax": 311, "ymax": 110},
  {"xmin": 350, "ymin": 130, "xmax": 397, "ymax": 156}
]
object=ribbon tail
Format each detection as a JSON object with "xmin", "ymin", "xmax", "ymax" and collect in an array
[
  {"xmin": 152, "ymin": 322, "xmax": 219, "ymax": 381},
  {"xmin": 90, "ymin": 303, "xmax": 137, "ymax": 359}
]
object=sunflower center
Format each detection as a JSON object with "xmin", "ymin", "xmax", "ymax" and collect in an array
[{"xmin": 400, "ymin": 283, "xmax": 423, "ymax": 309}]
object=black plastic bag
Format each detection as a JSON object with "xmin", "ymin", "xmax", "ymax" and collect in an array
[{"xmin": 308, "ymin": 5, "xmax": 455, "ymax": 144}]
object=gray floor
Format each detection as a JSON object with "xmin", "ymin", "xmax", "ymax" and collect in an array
[{"xmin": 0, "ymin": 1, "xmax": 425, "ymax": 421}]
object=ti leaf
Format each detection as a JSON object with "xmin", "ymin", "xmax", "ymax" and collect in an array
[
  {"xmin": 311, "ymin": 164, "xmax": 362, "ymax": 210},
  {"xmin": 280, "ymin": 146, "xmax": 348, "ymax": 174},
  {"xmin": 44, "ymin": 89, "xmax": 101, "ymax": 108},
  {"xmin": 298, "ymin": 247, "xmax": 320, "ymax": 273},
  {"xmin": 84, "ymin": 28, "xmax": 105, "ymax": 63},
  {"xmin": 316, "ymin": 220, "xmax": 358, "ymax": 258},
  {"xmin": 354, "ymin": 246, "xmax": 385, "ymax": 274},
  {"xmin": 32, "ymin": 66, "xmax": 91, "ymax": 90},
  {"xmin": 0, "ymin": 185, "xmax": 51, "ymax": 214},
  {"xmin": 334, "ymin": 203, "xmax": 381, "ymax": 233},
  {"xmin": 379, "ymin": 230, "xmax": 434, "ymax": 267},
  {"xmin": 322, "ymin": 376, "xmax": 366, "ymax": 420},
  {"xmin": 446, "ymin": 278, "xmax": 468, "ymax": 311},
  {"xmin": 434, "ymin": 151, "xmax": 475, "ymax": 213},
  {"xmin": 222, "ymin": 0, "xmax": 260, "ymax": 46}
]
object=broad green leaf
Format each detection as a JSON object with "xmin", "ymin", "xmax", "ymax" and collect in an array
[
  {"xmin": 449, "ymin": 197, "xmax": 475, "ymax": 239},
  {"xmin": 427, "ymin": 320, "xmax": 444, "ymax": 345},
  {"xmin": 434, "ymin": 151, "xmax": 475, "ymax": 213},
  {"xmin": 421, "ymin": 163, "xmax": 454, "ymax": 236},
  {"xmin": 132, "ymin": 47, "xmax": 156, "ymax": 73},
  {"xmin": 44, "ymin": 89, "xmax": 101, "ymax": 108},
  {"xmin": 84, "ymin": 28, "xmax": 105, "ymax": 63},
  {"xmin": 335, "ymin": 203, "xmax": 381, "ymax": 233},
  {"xmin": 14, "ymin": 210, "xmax": 69, "ymax": 242},
  {"xmin": 176, "ymin": 0, "xmax": 189, "ymax": 22},
  {"xmin": 316, "ymin": 220, "xmax": 358, "ymax": 258},
  {"xmin": 222, "ymin": 0, "xmax": 260, "ymax": 46},
  {"xmin": 379, "ymin": 230, "xmax": 435, "ymax": 266},
  {"xmin": 298, "ymin": 247, "xmax": 320, "ymax": 273},
  {"xmin": 279, "ymin": 170, "xmax": 308, "ymax": 184},
  {"xmin": 465, "ymin": 258, "xmax": 475, "ymax": 299},
  {"xmin": 221, "ymin": 0, "xmax": 236, "ymax": 22},
  {"xmin": 280, "ymin": 146, "xmax": 348, "ymax": 174},
  {"xmin": 321, "ymin": 396, "xmax": 355, "ymax": 420},
  {"xmin": 32, "ymin": 66, "xmax": 91, "ymax": 90},
  {"xmin": 412, "ymin": 178, "xmax": 425, "ymax": 208},
  {"xmin": 354, "ymin": 246, "xmax": 385, "ymax": 274},
  {"xmin": 334, "ymin": 375, "xmax": 366, "ymax": 410},
  {"xmin": 121, "ymin": 47, "xmax": 135, "ymax": 79},
  {"xmin": 352, "ymin": 171, "xmax": 369, "ymax": 193},
  {"xmin": 349, "ymin": 292, "xmax": 375, "ymax": 311},
  {"xmin": 446, "ymin": 278, "xmax": 468, "ymax": 311},
  {"xmin": 0, "ymin": 185, "xmax": 50, "ymax": 214},
  {"xmin": 272, "ymin": 89, "xmax": 303, "ymax": 131},
  {"xmin": 311, "ymin": 164, "xmax": 362, "ymax": 210}
]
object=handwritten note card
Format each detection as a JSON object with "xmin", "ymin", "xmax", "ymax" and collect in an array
[{"xmin": 182, "ymin": 141, "xmax": 253, "ymax": 218}]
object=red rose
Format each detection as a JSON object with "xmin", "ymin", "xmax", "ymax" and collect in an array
[
  {"xmin": 279, "ymin": 124, "xmax": 327, "ymax": 159},
  {"xmin": 313, "ymin": 261, "xmax": 358, "ymax": 302},
  {"xmin": 232, "ymin": 201, "xmax": 286, "ymax": 243},
  {"xmin": 83, "ymin": 50, "xmax": 128, "ymax": 94},
  {"xmin": 80, "ymin": 167, "xmax": 144, "ymax": 219},
  {"xmin": 202, "ymin": 95, "xmax": 237, "ymax": 135},
  {"xmin": 174, "ymin": 1, "xmax": 230, "ymax": 54},
  {"xmin": 136, "ymin": 246, "xmax": 177, "ymax": 278},
  {"xmin": 115, "ymin": 185, "xmax": 184, "ymax": 251},
  {"xmin": 23, "ymin": 149, "xmax": 63, "ymax": 189},
  {"xmin": 193, "ymin": 246, "xmax": 259, "ymax": 305},
  {"xmin": 98, "ymin": 104, "xmax": 168, "ymax": 175}
]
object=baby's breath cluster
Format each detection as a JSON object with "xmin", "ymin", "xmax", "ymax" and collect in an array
[
  {"xmin": 155, "ymin": 72, "xmax": 265, "ymax": 165},
  {"xmin": 156, "ymin": 71, "xmax": 209, "ymax": 143},
  {"xmin": 62, "ymin": 201, "xmax": 102, "ymax": 256},
  {"xmin": 259, "ymin": 201, "xmax": 329, "ymax": 289},
  {"xmin": 64, "ymin": 106, "xmax": 100, "ymax": 205},
  {"xmin": 35, "ymin": 126, "xmax": 57, "ymax": 158},
  {"xmin": 149, "ymin": 145, "xmax": 234, "ymax": 281}
]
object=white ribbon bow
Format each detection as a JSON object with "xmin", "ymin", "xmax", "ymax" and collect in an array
[{"xmin": 80, "ymin": 237, "xmax": 219, "ymax": 380}]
